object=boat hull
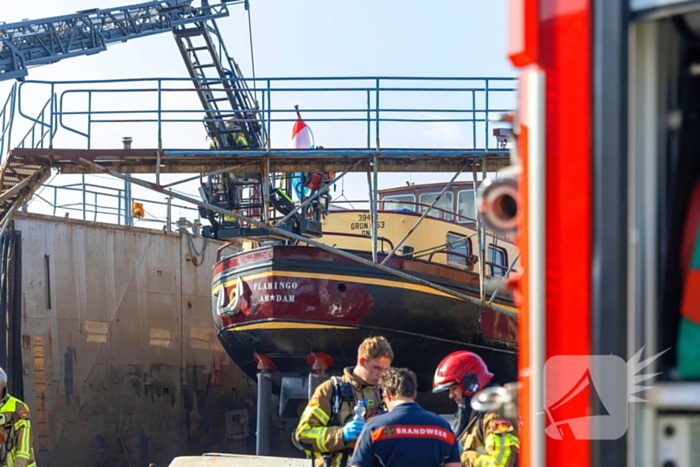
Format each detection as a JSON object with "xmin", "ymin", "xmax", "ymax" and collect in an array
[{"xmin": 212, "ymin": 246, "xmax": 518, "ymax": 412}]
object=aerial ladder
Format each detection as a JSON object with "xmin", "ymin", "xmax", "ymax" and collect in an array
[
  {"xmin": 0, "ymin": 0, "xmax": 319, "ymax": 240},
  {"xmin": 0, "ymin": 0, "xmax": 262, "ymax": 147}
]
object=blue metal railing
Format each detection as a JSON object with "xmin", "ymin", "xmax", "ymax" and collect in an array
[
  {"xmin": 0, "ymin": 83, "xmax": 17, "ymax": 157},
  {"xmin": 30, "ymin": 182, "xmax": 198, "ymax": 228},
  {"xmin": 1, "ymin": 76, "xmax": 516, "ymax": 155},
  {"xmin": 0, "ymin": 75, "xmax": 517, "ymax": 228}
]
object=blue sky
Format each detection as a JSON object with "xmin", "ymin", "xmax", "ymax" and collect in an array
[{"xmin": 1, "ymin": 0, "xmax": 517, "ymax": 224}]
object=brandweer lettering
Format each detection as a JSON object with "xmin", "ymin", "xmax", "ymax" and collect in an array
[{"xmin": 395, "ymin": 427, "xmax": 448, "ymax": 439}]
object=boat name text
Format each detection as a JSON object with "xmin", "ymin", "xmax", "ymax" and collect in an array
[
  {"xmin": 252, "ymin": 281, "xmax": 299, "ymax": 291},
  {"xmin": 259, "ymin": 294, "xmax": 295, "ymax": 303}
]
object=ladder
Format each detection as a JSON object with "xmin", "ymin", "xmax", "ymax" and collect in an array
[
  {"xmin": 173, "ymin": 15, "xmax": 263, "ymax": 150},
  {"xmin": 0, "ymin": 0, "xmax": 237, "ymax": 82}
]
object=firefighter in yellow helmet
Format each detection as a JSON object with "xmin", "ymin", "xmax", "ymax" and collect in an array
[{"xmin": 0, "ymin": 367, "xmax": 35, "ymax": 467}]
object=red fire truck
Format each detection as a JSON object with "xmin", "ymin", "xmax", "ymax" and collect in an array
[{"xmin": 500, "ymin": 0, "xmax": 700, "ymax": 466}]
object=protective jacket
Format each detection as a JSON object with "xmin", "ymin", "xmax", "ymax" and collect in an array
[
  {"xmin": 457, "ymin": 406, "xmax": 519, "ymax": 467},
  {"xmin": 294, "ymin": 367, "xmax": 383, "ymax": 467},
  {"xmin": 0, "ymin": 393, "xmax": 35, "ymax": 467}
]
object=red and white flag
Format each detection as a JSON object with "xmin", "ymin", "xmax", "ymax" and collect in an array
[{"xmin": 289, "ymin": 105, "xmax": 315, "ymax": 149}]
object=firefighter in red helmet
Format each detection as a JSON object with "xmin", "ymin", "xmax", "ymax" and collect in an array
[{"xmin": 433, "ymin": 351, "xmax": 519, "ymax": 467}]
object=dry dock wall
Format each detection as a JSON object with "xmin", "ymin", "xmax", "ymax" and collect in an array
[{"xmin": 2, "ymin": 213, "xmax": 298, "ymax": 467}]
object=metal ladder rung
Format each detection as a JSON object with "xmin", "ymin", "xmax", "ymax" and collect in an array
[
  {"xmin": 187, "ymin": 46, "xmax": 208, "ymax": 52},
  {"xmin": 197, "ymin": 79, "xmax": 224, "ymax": 85},
  {"xmin": 194, "ymin": 63, "xmax": 216, "ymax": 69},
  {"xmin": 173, "ymin": 28, "xmax": 205, "ymax": 39},
  {"xmin": 207, "ymin": 97, "xmax": 229, "ymax": 103}
]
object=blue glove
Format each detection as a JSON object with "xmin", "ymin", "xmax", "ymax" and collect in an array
[
  {"xmin": 342, "ymin": 420, "xmax": 364, "ymax": 442},
  {"xmin": 457, "ymin": 442, "xmax": 463, "ymax": 454}
]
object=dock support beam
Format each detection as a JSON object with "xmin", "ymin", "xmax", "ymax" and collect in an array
[{"xmin": 256, "ymin": 371, "xmax": 272, "ymax": 456}]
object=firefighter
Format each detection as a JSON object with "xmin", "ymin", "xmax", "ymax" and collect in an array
[
  {"xmin": 225, "ymin": 117, "xmax": 248, "ymax": 148},
  {"xmin": 206, "ymin": 117, "xmax": 249, "ymax": 149},
  {"xmin": 294, "ymin": 336, "xmax": 394, "ymax": 467},
  {"xmin": 0, "ymin": 368, "xmax": 35, "ymax": 467},
  {"xmin": 349, "ymin": 367, "xmax": 461, "ymax": 467},
  {"xmin": 432, "ymin": 351, "xmax": 519, "ymax": 467}
]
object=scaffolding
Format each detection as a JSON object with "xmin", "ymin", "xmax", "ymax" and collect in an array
[{"xmin": 0, "ymin": 75, "xmax": 517, "ymax": 309}]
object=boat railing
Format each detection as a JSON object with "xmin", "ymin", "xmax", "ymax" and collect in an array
[
  {"xmin": 426, "ymin": 250, "xmax": 478, "ymax": 271},
  {"xmin": 214, "ymin": 231, "xmax": 396, "ymax": 262},
  {"xmin": 320, "ymin": 231, "xmax": 395, "ymax": 253},
  {"xmin": 329, "ymin": 199, "xmax": 478, "ymax": 224}
]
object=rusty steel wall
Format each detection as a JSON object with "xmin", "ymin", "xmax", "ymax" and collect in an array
[{"xmin": 9, "ymin": 213, "xmax": 286, "ymax": 467}]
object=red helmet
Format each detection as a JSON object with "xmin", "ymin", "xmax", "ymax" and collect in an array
[{"xmin": 432, "ymin": 351, "xmax": 493, "ymax": 397}]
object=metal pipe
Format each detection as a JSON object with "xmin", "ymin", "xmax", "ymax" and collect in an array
[
  {"xmin": 480, "ymin": 158, "xmax": 487, "ymax": 300},
  {"xmin": 0, "ymin": 201, "xmax": 22, "ymax": 241},
  {"xmin": 256, "ymin": 371, "xmax": 271, "ymax": 456},
  {"xmin": 487, "ymin": 252, "xmax": 521, "ymax": 305},
  {"xmin": 162, "ymin": 163, "xmax": 253, "ymax": 188},
  {"xmin": 262, "ymin": 158, "xmax": 270, "ymax": 224},
  {"xmin": 274, "ymin": 160, "xmax": 361, "ymax": 227},
  {"xmin": 485, "ymin": 79, "xmax": 490, "ymax": 149},
  {"xmin": 372, "ymin": 153, "xmax": 379, "ymax": 262},
  {"xmin": 157, "ymin": 80, "xmax": 162, "ymax": 185},
  {"xmin": 87, "ymin": 91, "xmax": 92, "ymax": 150},
  {"xmin": 375, "ymin": 78, "xmax": 380, "ymax": 146},
  {"xmin": 77, "ymin": 157, "xmax": 516, "ymax": 315},
  {"xmin": 49, "ymin": 84, "xmax": 55, "ymax": 149},
  {"xmin": 366, "ymin": 90, "xmax": 371, "ymax": 149},
  {"xmin": 166, "ymin": 196, "xmax": 172, "ymax": 232},
  {"xmin": 473, "ymin": 163, "xmax": 484, "ymax": 300},
  {"xmin": 162, "ymin": 148, "xmax": 510, "ymax": 158},
  {"xmin": 366, "ymin": 163, "xmax": 376, "ymax": 262},
  {"xmin": 82, "ymin": 174, "xmax": 86, "ymax": 220},
  {"xmin": 381, "ymin": 165, "xmax": 465, "ymax": 265}
]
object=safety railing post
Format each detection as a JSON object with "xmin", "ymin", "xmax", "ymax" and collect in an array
[
  {"xmin": 266, "ymin": 79, "xmax": 272, "ymax": 147},
  {"xmin": 49, "ymin": 84, "xmax": 55, "ymax": 149},
  {"xmin": 484, "ymin": 79, "xmax": 490, "ymax": 149},
  {"xmin": 87, "ymin": 91, "xmax": 92, "ymax": 149},
  {"xmin": 1, "ymin": 100, "xmax": 6, "ymax": 157},
  {"xmin": 166, "ymin": 196, "xmax": 172, "ymax": 232},
  {"xmin": 366, "ymin": 89, "xmax": 371, "ymax": 149},
  {"xmin": 375, "ymin": 78, "xmax": 380, "ymax": 148},
  {"xmin": 117, "ymin": 189, "xmax": 123, "ymax": 225},
  {"xmin": 472, "ymin": 90, "xmax": 477, "ymax": 149},
  {"xmin": 82, "ymin": 175, "xmax": 86, "ymax": 220},
  {"xmin": 4, "ymin": 83, "xmax": 17, "ymax": 157},
  {"xmin": 157, "ymin": 79, "xmax": 162, "ymax": 185}
]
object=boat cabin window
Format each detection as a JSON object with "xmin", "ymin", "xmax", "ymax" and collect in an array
[
  {"xmin": 446, "ymin": 233, "xmax": 471, "ymax": 267},
  {"xmin": 488, "ymin": 245, "xmax": 508, "ymax": 277},
  {"xmin": 457, "ymin": 190, "xmax": 477, "ymax": 223},
  {"xmin": 419, "ymin": 192, "xmax": 454, "ymax": 221},
  {"xmin": 383, "ymin": 194, "xmax": 416, "ymax": 212}
]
